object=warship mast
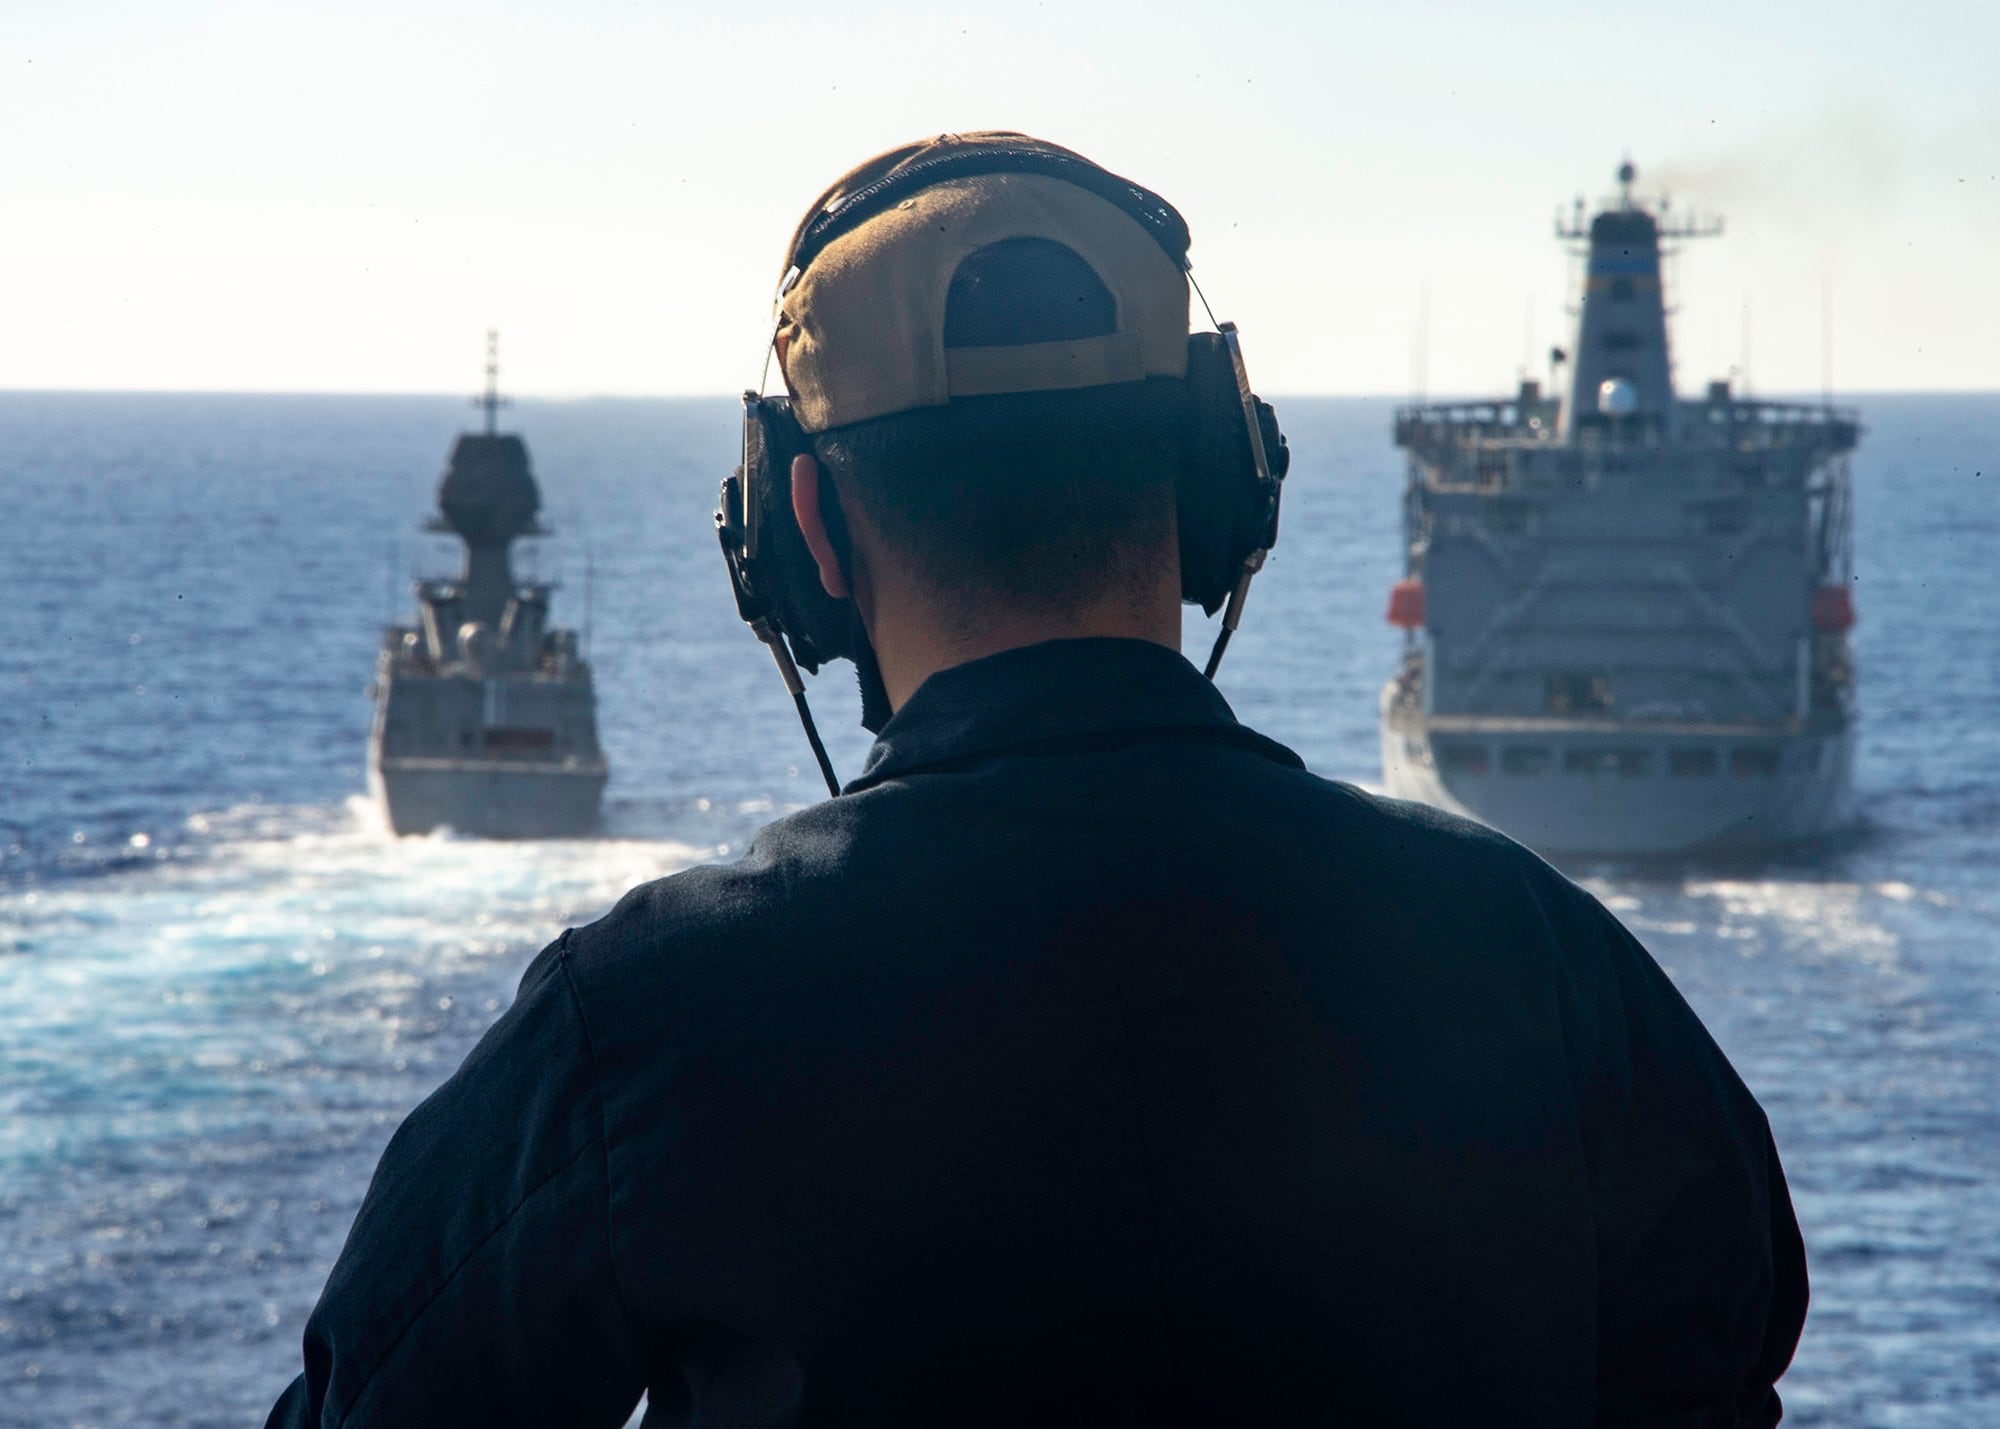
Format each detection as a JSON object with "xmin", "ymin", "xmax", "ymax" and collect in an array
[
  {"xmin": 478, "ymin": 328, "xmax": 506, "ymax": 436},
  {"xmin": 432, "ymin": 332, "xmax": 539, "ymax": 632}
]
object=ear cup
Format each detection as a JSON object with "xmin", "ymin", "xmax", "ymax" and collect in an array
[
  {"xmin": 734, "ymin": 354, "xmax": 1289, "ymax": 665},
  {"xmin": 1178, "ymin": 332, "xmax": 1287, "ymax": 614},
  {"xmin": 743, "ymin": 398, "xmax": 858, "ymax": 672}
]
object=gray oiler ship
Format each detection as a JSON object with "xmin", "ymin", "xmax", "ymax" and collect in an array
[
  {"xmin": 1381, "ymin": 164, "xmax": 1860, "ymax": 857},
  {"xmin": 368, "ymin": 338, "xmax": 607, "ymax": 837}
]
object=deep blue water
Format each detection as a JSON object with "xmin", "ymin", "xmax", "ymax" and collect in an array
[{"xmin": 1, "ymin": 392, "xmax": 1995, "ymax": 1425}]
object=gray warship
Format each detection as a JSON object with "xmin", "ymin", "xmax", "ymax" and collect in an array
[
  {"xmin": 367, "ymin": 336, "xmax": 608, "ymax": 837},
  {"xmin": 1381, "ymin": 164, "xmax": 1860, "ymax": 857}
]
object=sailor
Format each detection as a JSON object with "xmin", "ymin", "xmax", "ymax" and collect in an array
[{"xmin": 267, "ymin": 132, "xmax": 1806, "ymax": 1426}]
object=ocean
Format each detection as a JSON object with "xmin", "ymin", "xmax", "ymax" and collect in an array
[{"xmin": 1, "ymin": 391, "xmax": 1994, "ymax": 1426}]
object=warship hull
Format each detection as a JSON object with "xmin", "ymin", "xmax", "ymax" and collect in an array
[
  {"xmin": 1381, "ymin": 683, "xmax": 1855, "ymax": 857},
  {"xmin": 368, "ymin": 340, "xmax": 610, "ymax": 842},
  {"xmin": 368, "ymin": 749, "xmax": 607, "ymax": 839}
]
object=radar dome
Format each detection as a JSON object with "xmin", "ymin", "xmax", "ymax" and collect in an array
[{"xmin": 1598, "ymin": 377, "xmax": 1640, "ymax": 415}]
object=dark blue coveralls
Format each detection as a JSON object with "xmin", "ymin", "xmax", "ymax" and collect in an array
[{"xmin": 270, "ymin": 637, "xmax": 1806, "ymax": 1427}]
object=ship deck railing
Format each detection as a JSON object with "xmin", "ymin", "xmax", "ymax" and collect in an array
[
  {"xmin": 1394, "ymin": 396, "xmax": 1861, "ymax": 459},
  {"xmin": 415, "ymin": 577, "xmax": 561, "ymax": 600}
]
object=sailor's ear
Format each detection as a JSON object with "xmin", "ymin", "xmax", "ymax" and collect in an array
[{"xmin": 790, "ymin": 452, "xmax": 851, "ymax": 600}]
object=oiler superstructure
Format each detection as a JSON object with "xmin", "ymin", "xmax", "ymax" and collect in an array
[
  {"xmin": 368, "ymin": 336, "xmax": 607, "ymax": 837},
  {"xmin": 1382, "ymin": 165, "xmax": 1859, "ymax": 856}
]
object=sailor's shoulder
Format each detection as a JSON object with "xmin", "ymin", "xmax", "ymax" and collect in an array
[
  {"xmin": 1280, "ymin": 770, "xmax": 1603, "ymax": 923},
  {"xmin": 558, "ymin": 801, "xmax": 856, "ymax": 986},
  {"xmin": 1354, "ymin": 778, "xmax": 1524, "ymax": 853},
  {"xmin": 1268, "ymin": 764, "xmax": 1521, "ymax": 857}
]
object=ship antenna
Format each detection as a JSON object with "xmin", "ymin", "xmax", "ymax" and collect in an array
[
  {"xmin": 1740, "ymin": 296, "xmax": 1753, "ymax": 396},
  {"xmin": 1821, "ymin": 274, "xmax": 1833, "ymax": 409},
  {"xmin": 1522, "ymin": 292, "xmax": 1536, "ymax": 382},
  {"xmin": 1412, "ymin": 278, "xmax": 1431, "ymax": 401},
  {"xmin": 477, "ymin": 328, "xmax": 509, "ymax": 435}
]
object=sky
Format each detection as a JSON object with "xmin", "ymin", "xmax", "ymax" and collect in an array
[{"xmin": 3, "ymin": 0, "xmax": 1995, "ymax": 397}]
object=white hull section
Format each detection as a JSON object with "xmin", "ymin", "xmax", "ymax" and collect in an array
[
  {"xmin": 1380, "ymin": 684, "xmax": 1855, "ymax": 857},
  {"xmin": 367, "ymin": 750, "xmax": 607, "ymax": 839}
]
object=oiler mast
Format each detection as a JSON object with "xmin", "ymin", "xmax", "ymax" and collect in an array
[{"xmin": 1555, "ymin": 161, "xmax": 1721, "ymax": 435}]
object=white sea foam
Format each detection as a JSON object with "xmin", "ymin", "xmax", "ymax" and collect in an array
[
  {"xmin": 0, "ymin": 800, "xmax": 714, "ymax": 1168},
  {"xmin": 2, "ymin": 799, "xmax": 707, "ymax": 984}
]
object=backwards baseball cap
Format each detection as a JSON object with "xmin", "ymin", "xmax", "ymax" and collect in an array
[{"xmin": 774, "ymin": 132, "xmax": 1194, "ymax": 434}]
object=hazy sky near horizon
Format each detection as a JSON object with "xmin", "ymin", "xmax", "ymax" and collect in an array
[{"xmin": 5, "ymin": 0, "xmax": 1995, "ymax": 397}]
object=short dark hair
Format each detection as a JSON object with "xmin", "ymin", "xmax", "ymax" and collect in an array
[{"xmin": 810, "ymin": 238, "xmax": 1183, "ymax": 622}]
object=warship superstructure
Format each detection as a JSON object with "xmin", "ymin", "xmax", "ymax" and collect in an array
[
  {"xmin": 368, "ymin": 336, "xmax": 607, "ymax": 837},
  {"xmin": 1382, "ymin": 164, "xmax": 1859, "ymax": 856}
]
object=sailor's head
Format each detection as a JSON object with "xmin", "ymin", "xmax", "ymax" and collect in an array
[{"xmin": 773, "ymin": 132, "xmax": 1194, "ymax": 701}]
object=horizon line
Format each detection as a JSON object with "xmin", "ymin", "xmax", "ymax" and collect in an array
[{"xmin": 3, "ymin": 385, "xmax": 1996, "ymax": 402}]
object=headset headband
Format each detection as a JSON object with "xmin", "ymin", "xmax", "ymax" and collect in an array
[{"xmin": 787, "ymin": 146, "xmax": 1193, "ymax": 282}]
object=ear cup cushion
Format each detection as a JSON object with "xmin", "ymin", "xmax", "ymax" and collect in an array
[
  {"xmin": 1179, "ymin": 332, "xmax": 1273, "ymax": 614},
  {"xmin": 748, "ymin": 398, "xmax": 857, "ymax": 672}
]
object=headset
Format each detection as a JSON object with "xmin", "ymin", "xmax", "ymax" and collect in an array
[{"xmin": 716, "ymin": 144, "xmax": 1290, "ymax": 796}]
